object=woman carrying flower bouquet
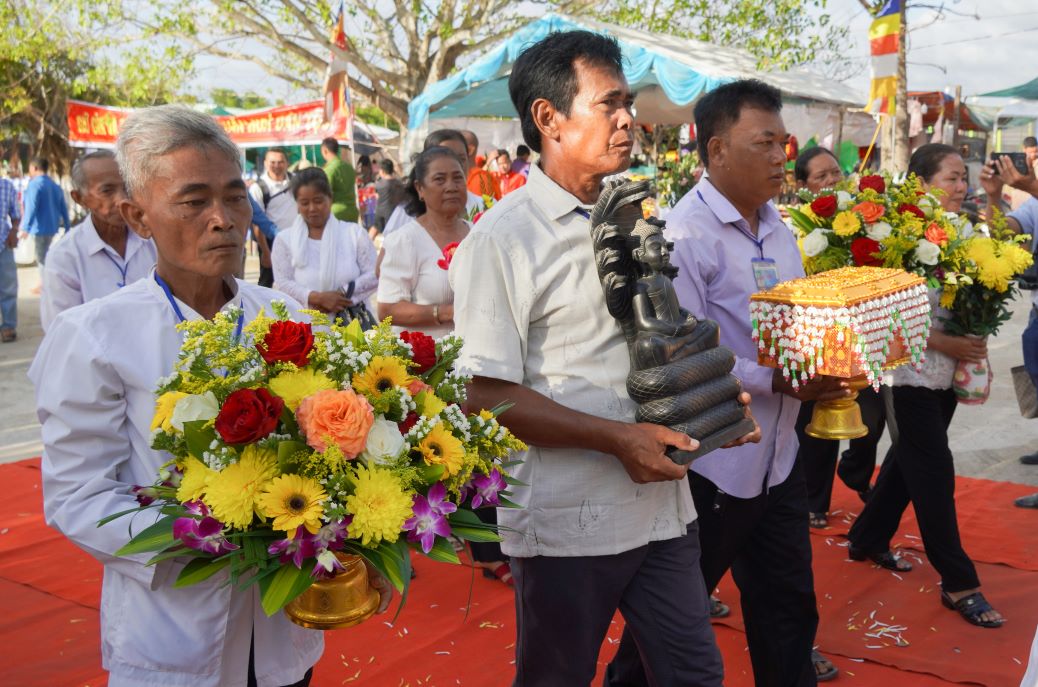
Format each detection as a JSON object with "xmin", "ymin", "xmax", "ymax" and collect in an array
[
  {"xmin": 28, "ymin": 106, "xmax": 389, "ymax": 686},
  {"xmin": 271, "ymin": 167, "xmax": 377, "ymax": 326},
  {"xmin": 849, "ymin": 144, "xmax": 1004, "ymax": 628},
  {"xmin": 792, "ymin": 147, "xmax": 888, "ymax": 528}
]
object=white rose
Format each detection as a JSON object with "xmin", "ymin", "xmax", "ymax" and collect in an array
[
  {"xmin": 171, "ymin": 391, "xmax": 220, "ymax": 432},
  {"xmin": 837, "ymin": 191, "xmax": 854, "ymax": 210},
  {"xmin": 865, "ymin": 221, "xmax": 892, "ymax": 241},
  {"xmin": 361, "ymin": 417, "xmax": 405, "ymax": 464},
  {"xmin": 913, "ymin": 239, "xmax": 941, "ymax": 266},
  {"xmin": 802, "ymin": 229, "xmax": 829, "ymax": 257},
  {"xmin": 917, "ymin": 195, "xmax": 936, "ymax": 218}
]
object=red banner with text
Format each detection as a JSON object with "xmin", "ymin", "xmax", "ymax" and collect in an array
[{"xmin": 67, "ymin": 100, "xmax": 353, "ymax": 149}]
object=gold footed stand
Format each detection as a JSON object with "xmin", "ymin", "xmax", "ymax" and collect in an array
[
  {"xmin": 285, "ymin": 553, "xmax": 380, "ymax": 630},
  {"xmin": 805, "ymin": 375, "xmax": 870, "ymax": 440}
]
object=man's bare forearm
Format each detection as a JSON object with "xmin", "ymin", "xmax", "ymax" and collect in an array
[{"xmin": 467, "ymin": 375, "xmax": 623, "ymax": 455}]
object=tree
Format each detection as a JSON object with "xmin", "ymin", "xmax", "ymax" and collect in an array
[
  {"xmin": 210, "ymin": 88, "xmax": 273, "ymax": 110},
  {"xmin": 0, "ymin": 0, "xmax": 193, "ymax": 172},
  {"xmin": 599, "ymin": 0, "xmax": 853, "ymax": 77}
]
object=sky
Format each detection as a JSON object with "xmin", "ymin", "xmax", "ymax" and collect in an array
[{"xmin": 188, "ymin": 0, "xmax": 1038, "ymax": 109}]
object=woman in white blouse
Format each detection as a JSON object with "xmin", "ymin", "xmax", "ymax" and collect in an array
[
  {"xmin": 272, "ymin": 167, "xmax": 377, "ymax": 318},
  {"xmin": 378, "ymin": 147, "xmax": 513, "ymax": 586},
  {"xmin": 849, "ymin": 144, "xmax": 1002, "ymax": 629},
  {"xmin": 377, "ymin": 146, "xmax": 470, "ymax": 340}
]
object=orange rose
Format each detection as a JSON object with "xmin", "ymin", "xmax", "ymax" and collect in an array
[
  {"xmin": 296, "ymin": 389, "xmax": 374, "ymax": 457},
  {"xmin": 407, "ymin": 378, "xmax": 432, "ymax": 396},
  {"xmin": 852, "ymin": 201, "xmax": 885, "ymax": 224},
  {"xmin": 924, "ymin": 222, "xmax": 949, "ymax": 247}
]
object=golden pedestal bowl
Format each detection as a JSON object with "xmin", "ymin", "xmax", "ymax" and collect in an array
[{"xmin": 284, "ymin": 553, "xmax": 380, "ymax": 630}]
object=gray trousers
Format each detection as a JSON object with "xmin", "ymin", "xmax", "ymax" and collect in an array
[{"xmin": 511, "ymin": 522, "xmax": 722, "ymax": 687}]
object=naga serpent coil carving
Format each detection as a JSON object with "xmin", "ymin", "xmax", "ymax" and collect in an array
[{"xmin": 589, "ymin": 179, "xmax": 756, "ymax": 464}]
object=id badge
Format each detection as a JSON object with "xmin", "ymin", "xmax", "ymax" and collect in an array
[{"xmin": 751, "ymin": 257, "xmax": 780, "ymax": 291}]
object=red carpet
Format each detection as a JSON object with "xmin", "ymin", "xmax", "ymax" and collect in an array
[{"xmin": 1, "ymin": 458, "xmax": 1034, "ymax": 686}]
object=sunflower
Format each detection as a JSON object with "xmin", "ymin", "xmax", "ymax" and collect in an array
[
  {"xmin": 344, "ymin": 465, "xmax": 413, "ymax": 545},
  {"xmin": 416, "ymin": 423, "xmax": 466, "ymax": 476},
  {"xmin": 204, "ymin": 446, "xmax": 278, "ymax": 529},
  {"xmin": 258, "ymin": 474, "xmax": 327, "ymax": 534},
  {"xmin": 268, "ymin": 368, "xmax": 337, "ymax": 411},
  {"xmin": 352, "ymin": 356, "xmax": 411, "ymax": 397},
  {"xmin": 176, "ymin": 456, "xmax": 217, "ymax": 502}
]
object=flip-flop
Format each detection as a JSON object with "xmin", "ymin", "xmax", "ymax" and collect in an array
[
  {"xmin": 709, "ymin": 596, "xmax": 730, "ymax": 618},
  {"xmin": 941, "ymin": 591, "xmax": 1004, "ymax": 628},
  {"xmin": 482, "ymin": 562, "xmax": 514, "ymax": 587},
  {"xmin": 0, "ymin": 329, "xmax": 15, "ymax": 343},
  {"xmin": 849, "ymin": 547, "xmax": 913, "ymax": 572},
  {"xmin": 812, "ymin": 650, "xmax": 839, "ymax": 682}
]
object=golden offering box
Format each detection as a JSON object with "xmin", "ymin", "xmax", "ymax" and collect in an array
[{"xmin": 748, "ymin": 267, "xmax": 932, "ymax": 439}]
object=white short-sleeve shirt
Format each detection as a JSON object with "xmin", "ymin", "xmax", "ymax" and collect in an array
[
  {"xmin": 377, "ymin": 219, "xmax": 459, "ymax": 340},
  {"xmin": 449, "ymin": 164, "xmax": 696, "ymax": 559}
]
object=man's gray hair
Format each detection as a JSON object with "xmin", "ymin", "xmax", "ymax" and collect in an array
[
  {"xmin": 70, "ymin": 150, "xmax": 116, "ymax": 192},
  {"xmin": 116, "ymin": 105, "xmax": 241, "ymax": 198}
]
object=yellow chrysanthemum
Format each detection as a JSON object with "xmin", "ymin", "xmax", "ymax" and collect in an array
[
  {"xmin": 258, "ymin": 474, "xmax": 327, "ymax": 534},
  {"xmin": 799, "ymin": 204, "xmax": 820, "ymax": 224},
  {"xmin": 269, "ymin": 368, "xmax": 337, "ymax": 411},
  {"xmin": 832, "ymin": 211, "xmax": 861, "ymax": 237},
  {"xmin": 415, "ymin": 389, "xmax": 446, "ymax": 419},
  {"xmin": 345, "ymin": 465, "xmax": 412, "ymax": 545},
  {"xmin": 176, "ymin": 456, "xmax": 217, "ymax": 502},
  {"xmin": 966, "ymin": 237, "xmax": 1028, "ymax": 293},
  {"xmin": 204, "ymin": 446, "xmax": 278, "ymax": 529},
  {"xmin": 416, "ymin": 423, "xmax": 466, "ymax": 476},
  {"xmin": 352, "ymin": 356, "xmax": 411, "ymax": 397},
  {"xmin": 939, "ymin": 285, "xmax": 958, "ymax": 309},
  {"xmin": 151, "ymin": 391, "xmax": 187, "ymax": 432}
]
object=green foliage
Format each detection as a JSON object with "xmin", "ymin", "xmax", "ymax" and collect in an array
[
  {"xmin": 598, "ymin": 0, "xmax": 851, "ymax": 73},
  {"xmin": 210, "ymin": 88, "xmax": 272, "ymax": 111},
  {"xmin": 656, "ymin": 151, "xmax": 701, "ymax": 208},
  {"xmin": 355, "ymin": 105, "xmax": 400, "ymax": 132},
  {"xmin": 0, "ymin": 0, "xmax": 192, "ymax": 169}
]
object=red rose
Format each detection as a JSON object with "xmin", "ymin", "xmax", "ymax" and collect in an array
[
  {"xmin": 858, "ymin": 175, "xmax": 886, "ymax": 193},
  {"xmin": 215, "ymin": 388, "xmax": 284, "ymax": 444},
  {"xmin": 898, "ymin": 203, "xmax": 925, "ymax": 219},
  {"xmin": 850, "ymin": 237, "xmax": 883, "ymax": 267},
  {"xmin": 810, "ymin": 194, "xmax": 838, "ymax": 218},
  {"xmin": 398, "ymin": 411, "xmax": 420, "ymax": 434},
  {"xmin": 400, "ymin": 330, "xmax": 437, "ymax": 373},
  {"xmin": 257, "ymin": 320, "xmax": 314, "ymax": 367},
  {"xmin": 436, "ymin": 242, "xmax": 461, "ymax": 270}
]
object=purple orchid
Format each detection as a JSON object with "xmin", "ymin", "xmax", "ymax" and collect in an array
[
  {"xmin": 268, "ymin": 526, "xmax": 317, "ymax": 568},
  {"xmin": 403, "ymin": 483, "xmax": 457, "ymax": 554},
  {"xmin": 466, "ymin": 469, "xmax": 506, "ymax": 508},
  {"xmin": 172, "ymin": 516, "xmax": 238, "ymax": 555},
  {"xmin": 311, "ymin": 548, "xmax": 346, "ymax": 580},
  {"xmin": 311, "ymin": 519, "xmax": 350, "ymax": 551},
  {"xmin": 182, "ymin": 500, "xmax": 210, "ymax": 517},
  {"xmin": 132, "ymin": 485, "xmax": 158, "ymax": 506}
]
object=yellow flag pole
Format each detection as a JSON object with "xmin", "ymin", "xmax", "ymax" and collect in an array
[{"xmin": 858, "ymin": 115, "xmax": 884, "ymax": 175}]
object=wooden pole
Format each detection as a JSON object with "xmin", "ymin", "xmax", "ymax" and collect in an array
[
  {"xmin": 891, "ymin": 0, "xmax": 910, "ymax": 172},
  {"xmin": 951, "ymin": 85, "xmax": 962, "ymax": 149}
]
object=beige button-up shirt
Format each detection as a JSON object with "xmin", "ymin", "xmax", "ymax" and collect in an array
[{"xmin": 450, "ymin": 164, "xmax": 696, "ymax": 558}]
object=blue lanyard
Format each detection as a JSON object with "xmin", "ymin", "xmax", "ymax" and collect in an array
[
  {"xmin": 573, "ymin": 208, "xmax": 591, "ymax": 219},
  {"xmin": 102, "ymin": 251, "xmax": 128, "ymax": 288},
  {"xmin": 154, "ymin": 272, "xmax": 245, "ymax": 340},
  {"xmin": 696, "ymin": 190, "xmax": 766, "ymax": 259}
]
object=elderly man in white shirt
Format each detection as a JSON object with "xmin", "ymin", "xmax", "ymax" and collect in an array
[
  {"xmin": 450, "ymin": 31, "xmax": 758, "ymax": 686},
  {"xmin": 39, "ymin": 150, "xmax": 157, "ymax": 330},
  {"xmin": 29, "ymin": 106, "xmax": 332, "ymax": 687}
]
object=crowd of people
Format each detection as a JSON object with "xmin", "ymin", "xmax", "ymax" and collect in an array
[{"xmin": 9, "ymin": 26, "xmax": 1038, "ymax": 687}]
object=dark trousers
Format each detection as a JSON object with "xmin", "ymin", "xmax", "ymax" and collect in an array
[
  {"xmin": 469, "ymin": 507, "xmax": 506, "ymax": 563},
  {"xmin": 608, "ymin": 462, "xmax": 819, "ymax": 687},
  {"xmin": 513, "ymin": 523, "xmax": 722, "ymax": 687},
  {"xmin": 258, "ymin": 233, "xmax": 276, "ymax": 288},
  {"xmin": 848, "ymin": 386, "xmax": 980, "ymax": 592},
  {"xmin": 801, "ymin": 387, "xmax": 887, "ymax": 513}
]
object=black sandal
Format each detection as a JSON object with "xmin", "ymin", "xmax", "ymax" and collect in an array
[
  {"xmin": 812, "ymin": 649, "xmax": 839, "ymax": 682},
  {"xmin": 941, "ymin": 591, "xmax": 1004, "ymax": 628},
  {"xmin": 848, "ymin": 547, "xmax": 913, "ymax": 572},
  {"xmin": 709, "ymin": 596, "xmax": 730, "ymax": 618},
  {"xmin": 809, "ymin": 512, "xmax": 829, "ymax": 529}
]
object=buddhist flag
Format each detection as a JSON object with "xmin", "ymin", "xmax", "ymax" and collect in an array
[
  {"xmin": 866, "ymin": 0, "xmax": 901, "ymax": 115},
  {"xmin": 322, "ymin": 1, "xmax": 353, "ymax": 126}
]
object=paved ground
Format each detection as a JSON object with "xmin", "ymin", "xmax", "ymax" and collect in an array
[{"xmin": 2, "ymin": 259, "xmax": 1036, "ymax": 487}]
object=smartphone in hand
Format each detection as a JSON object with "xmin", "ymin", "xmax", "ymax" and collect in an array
[{"xmin": 990, "ymin": 152, "xmax": 1031, "ymax": 175}]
